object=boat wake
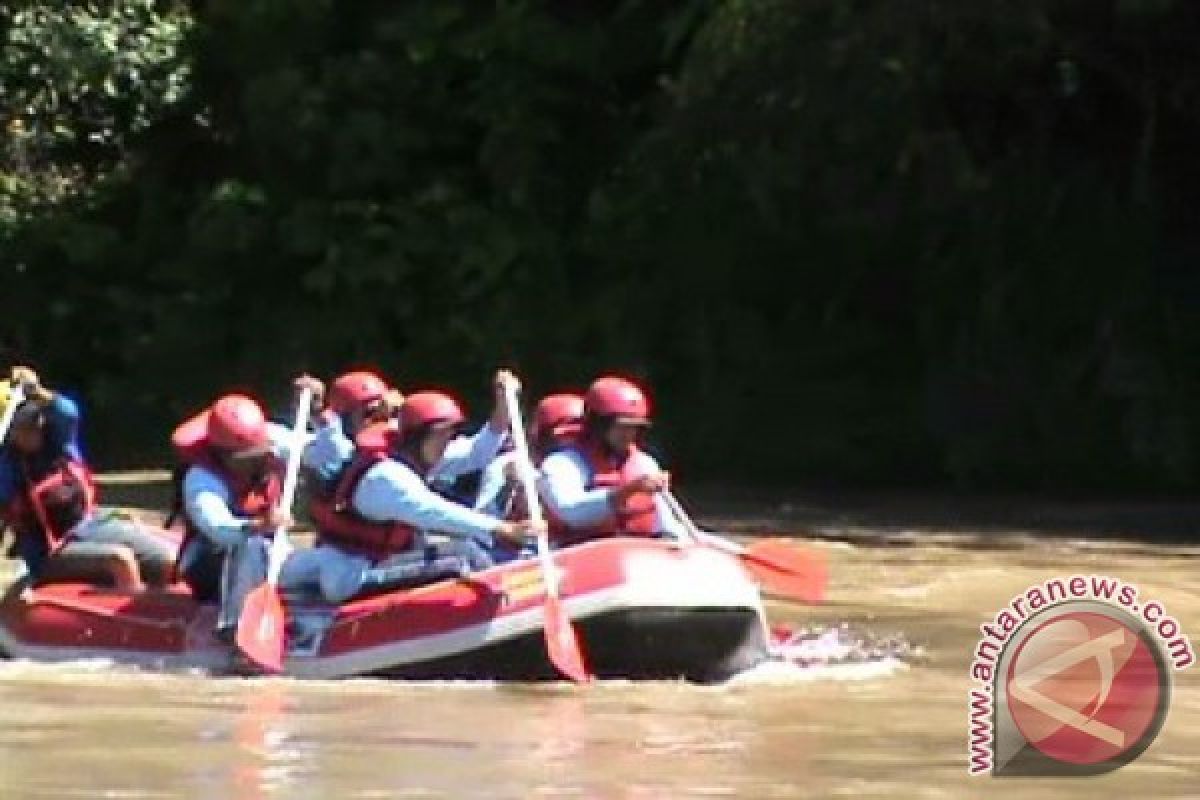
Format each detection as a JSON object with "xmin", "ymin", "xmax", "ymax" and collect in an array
[{"xmin": 0, "ymin": 622, "xmax": 918, "ymax": 690}]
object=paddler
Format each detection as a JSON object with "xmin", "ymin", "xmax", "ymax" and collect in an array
[
  {"xmin": 299, "ymin": 369, "xmax": 404, "ymax": 490},
  {"xmin": 538, "ymin": 375, "xmax": 685, "ymax": 544},
  {"xmin": 0, "ymin": 365, "xmax": 174, "ymax": 588},
  {"xmin": 284, "ymin": 369, "xmax": 543, "ymax": 603},
  {"xmin": 171, "ymin": 391, "xmax": 306, "ymax": 641},
  {"xmin": 472, "ymin": 391, "xmax": 585, "ymax": 561}
]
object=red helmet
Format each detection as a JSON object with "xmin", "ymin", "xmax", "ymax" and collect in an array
[
  {"xmin": 207, "ymin": 394, "xmax": 270, "ymax": 452},
  {"xmin": 399, "ymin": 391, "xmax": 466, "ymax": 435},
  {"xmin": 584, "ymin": 376, "xmax": 651, "ymax": 422},
  {"xmin": 532, "ymin": 393, "xmax": 584, "ymax": 441},
  {"xmin": 328, "ymin": 370, "xmax": 388, "ymax": 414}
]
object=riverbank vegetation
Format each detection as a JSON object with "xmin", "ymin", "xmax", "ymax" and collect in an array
[{"xmin": 4, "ymin": 1, "xmax": 1197, "ymax": 491}]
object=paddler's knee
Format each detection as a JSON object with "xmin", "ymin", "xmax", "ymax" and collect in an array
[
  {"xmin": 319, "ymin": 559, "xmax": 372, "ymax": 605},
  {"xmin": 102, "ymin": 547, "xmax": 144, "ymax": 591},
  {"xmin": 435, "ymin": 539, "xmax": 493, "ymax": 572}
]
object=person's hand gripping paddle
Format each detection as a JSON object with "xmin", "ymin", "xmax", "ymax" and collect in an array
[
  {"xmin": 0, "ymin": 382, "xmax": 28, "ymax": 447},
  {"xmin": 236, "ymin": 386, "xmax": 313, "ymax": 673},
  {"xmin": 500, "ymin": 376, "xmax": 591, "ymax": 683}
]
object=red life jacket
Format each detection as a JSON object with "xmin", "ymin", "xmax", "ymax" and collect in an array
[
  {"xmin": 548, "ymin": 438, "xmax": 659, "ymax": 542},
  {"xmin": 309, "ymin": 421, "xmax": 416, "ymax": 561},
  {"xmin": 171, "ymin": 424, "xmax": 282, "ymax": 559},
  {"xmin": 584, "ymin": 440, "xmax": 659, "ymax": 535},
  {"xmin": 5, "ymin": 458, "xmax": 97, "ymax": 551}
]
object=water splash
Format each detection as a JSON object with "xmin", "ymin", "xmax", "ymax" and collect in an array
[{"xmin": 726, "ymin": 623, "xmax": 916, "ymax": 686}]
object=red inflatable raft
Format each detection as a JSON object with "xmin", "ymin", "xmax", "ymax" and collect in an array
[{"xmin": 0, "ymin": 537, "xmax": 770, "ymax": 682}]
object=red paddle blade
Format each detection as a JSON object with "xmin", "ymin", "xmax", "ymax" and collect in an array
[
  {"xmin": 236, "ymin": 585, "xmax": 286, "ymax": 674},
  {"xmin": 741, "ymin": 539, "xmax": 829, "ymax": 605},
  {"xmin": 543, "ymin": 593, "xmax": 591, "ymax": 683}
]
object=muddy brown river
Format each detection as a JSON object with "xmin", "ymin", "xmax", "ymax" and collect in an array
[{"xmin": 0, "ymin": 476, "xmax": 1196, "ymax": 798}]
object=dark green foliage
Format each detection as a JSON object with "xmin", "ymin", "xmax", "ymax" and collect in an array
[{"xmin": 2, "ymin": 0, "xmax": 1198, "ymax": 490}]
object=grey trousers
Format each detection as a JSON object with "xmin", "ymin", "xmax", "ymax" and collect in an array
[
  {"xmin": 214, "ymin": 535, "xmax": 270, "ymax": 639},
  {"xmin": 59, "ymin": 510, "xmax": 177, "ymax": 587}
]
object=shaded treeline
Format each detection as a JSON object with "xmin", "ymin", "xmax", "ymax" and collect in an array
[{"xmin": 2, "ymin": 0, "xmax": 1198, "ymax": 490}]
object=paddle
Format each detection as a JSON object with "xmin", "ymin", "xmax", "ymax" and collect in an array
[
  {"xmin": 500, "ymin": 377, "xmax": 591, "ymax": 683},
  {"xmin": 236, "ymin": 386, "xmax": 313, "ymax": 673},
  {"xmin": 661, "ymin": 489, "xmax": 828, "ymax": 605},
  {"xmin": 0, "ymin": 382, "xmax": 27, "ymax": 447}
]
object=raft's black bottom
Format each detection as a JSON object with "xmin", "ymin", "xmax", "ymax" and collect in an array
[{"xmin": 370, "ymin": 608, "xmax": 769, "ymax": 683}]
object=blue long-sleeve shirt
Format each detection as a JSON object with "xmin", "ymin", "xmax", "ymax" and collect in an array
[
  {"xmin": 181, "ymin": 422, "xmax": 301, "ymax": 551},
  {"xmin": 352, "ymin": 458, "xmax": 504, "ymax": 549},
  {"xmin": 304, "ymin": 418, "xmax": 506, "ymax": 493},
  {"xmin": 302, "ymin": 414, "xmax": 357, "ymax": 488},
  {"xmin": 0, "ymin": 393, "xmax": 85, "ymax": 575},
  {"xmin": 431, "ymin": 424, "xmax": 508, "ymax": 484},
  {"xmin": 539, "ymin": 448, "xmax": 685, "ymax": 536},
  {"xmin": 0, "ymin": 393, "xmax": 84, "ymax": 507}
]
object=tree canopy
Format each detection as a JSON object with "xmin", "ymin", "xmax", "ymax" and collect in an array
[{"xmin": 3, "ymin": 0, "xmax": 1198, "ymax": 490}]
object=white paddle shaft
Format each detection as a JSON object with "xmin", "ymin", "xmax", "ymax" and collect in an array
[
  {"xmin": 0, "ymin": 384, "xmax": 28, "ymax": 446},
  {"xmin": 265, "ymin": 386, "xmax": 312, "ymax": 584},
  {"xmin": 500, "ymin": 379, "xmax": 558, "ymax": 598}
]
